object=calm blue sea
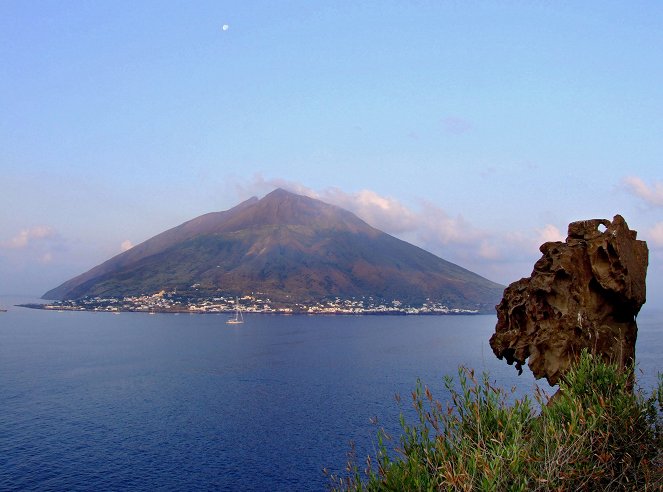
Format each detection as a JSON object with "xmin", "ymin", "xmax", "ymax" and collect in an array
[{"xmin": 1, "ymin": 298, "xmax": 660, "ymax": 491}]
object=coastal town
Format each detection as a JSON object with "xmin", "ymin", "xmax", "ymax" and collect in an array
[{"xmin": 29, "ymin": 290, "xmax": 481, "ymax": 315}]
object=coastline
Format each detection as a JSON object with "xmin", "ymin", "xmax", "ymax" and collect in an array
[
  {"xmin": 15, "ymin": 288, "xmax": 495, "ymax": 315},
  {"xmin": 17, "ymin": 303, "xmax": 485, "ymax": 316}
]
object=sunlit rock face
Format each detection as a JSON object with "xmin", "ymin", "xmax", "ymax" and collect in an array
[{"xmin": 489, "ymin": 215, "xmax": 648, "ymax": 386}]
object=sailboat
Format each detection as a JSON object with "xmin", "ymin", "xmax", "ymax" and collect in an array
[{"xmin": 226, "ymin": 297, "xmax": 244, "ymax": 324}]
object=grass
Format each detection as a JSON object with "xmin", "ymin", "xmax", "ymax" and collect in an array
[{"xmin": 328, "ymin": 350, "xmax": 662, "ymax": 491}]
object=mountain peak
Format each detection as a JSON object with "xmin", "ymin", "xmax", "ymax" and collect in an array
[
  {"xmin": 221, "ymin": 187, "xmax": 370, "ymax": 233},
  {"xmin": 259, "ymin": 187, "xmax": 319, "ymax": 209},
  {"xmin": 258, "ymin": 187, "xmax": 311, "ymax": 209},
  {"xmin": 263, "ymin": 187, "xmax": 294, "ymax": 198}
]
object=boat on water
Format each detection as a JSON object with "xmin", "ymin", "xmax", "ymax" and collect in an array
[
  {"xmin": 0, "ymin": 308, "xmax": 7, "ymax": 312},
  {"xmin": 226, "ymin": 298, "xmax": 244, "ymax": 325}
]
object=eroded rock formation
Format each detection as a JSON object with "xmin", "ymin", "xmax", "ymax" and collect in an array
[{"xmin": 489, "ymin": 215, "xmax": 648, "ymax": 386}]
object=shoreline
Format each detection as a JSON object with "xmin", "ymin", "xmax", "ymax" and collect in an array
[{"xmin": 16, "ymin": 303, "xmax": 487, "ymax": 316}]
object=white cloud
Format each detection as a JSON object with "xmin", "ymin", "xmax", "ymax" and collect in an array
[
  {"xmin": 648, "ymin": 222, "xmax": 663, "ymax": 248},
  {"xmin": 0, "ymin": 225, "xmax": 63, "ymax": 273},
  {"xmin": 478, "ymin": 241, "xmax": 501, "ymax": 260},
  {"xmin": 321, "ymin": 188, "xmax": 419, "ymax": 234},
  {"xmin": 537, "ymin": 224, "xmax": 564, "ymax": 244},
  {"xmin": 318, "ymin": 188, "xmax": 504, "ymax": 270},
  {"xmin": 416, "ymin": 200, "xmax": 486, "ymax": 246},
  {"xmin": 1, "ymin": 226, "xmax": 57, "ymax": 249},
  {"xmin": 622, "ymin": 176, "xmax": 663, "ymax": 207},
  {"xmin": 120, "ymin": 240, "xmax": 134, "ymax": 252}
]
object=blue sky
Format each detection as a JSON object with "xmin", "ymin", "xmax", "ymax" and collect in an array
[{"xmin": 1, "ymin": 1, "xmax": 662, "ymax": 308}]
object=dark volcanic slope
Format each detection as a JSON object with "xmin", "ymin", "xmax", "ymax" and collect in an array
[{"xmin": 44, "ymin": 189, "xmax": 504, "ymax": 311}]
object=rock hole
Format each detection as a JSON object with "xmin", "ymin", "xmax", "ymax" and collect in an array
[{"xmin": 598, "ymin": 224, "xmax": 607, "ymax": 233}]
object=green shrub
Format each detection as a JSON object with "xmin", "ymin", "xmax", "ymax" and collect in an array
[{"xmin": 328, "ymin": 350, "xmax": 662, "ymax": 491}]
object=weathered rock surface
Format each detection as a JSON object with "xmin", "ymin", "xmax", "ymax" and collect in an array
[{"xmin": 489, "ymin": 215, "xmax": 648, "ymax": 386}]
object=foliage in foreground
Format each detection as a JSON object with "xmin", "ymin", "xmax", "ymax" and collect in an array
[{"xmin": 328, "ymin": 350, "xmax": 662, "ymax": 491}]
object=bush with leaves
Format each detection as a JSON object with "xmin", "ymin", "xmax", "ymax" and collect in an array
[{"xmin": 328, "ymin": 350, "xmax": 662, "ymax": 491}]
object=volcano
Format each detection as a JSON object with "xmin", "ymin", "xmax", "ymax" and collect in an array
[{"xmin": 44, "ymin": 189, "xmax": 503, "ymax": 312}]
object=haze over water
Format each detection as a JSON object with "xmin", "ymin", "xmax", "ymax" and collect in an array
[{"xmin": 1, "ymin": 302, "xmax": 660, "ymax": 490}]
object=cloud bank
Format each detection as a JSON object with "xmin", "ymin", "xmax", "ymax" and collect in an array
[
  {"xmin": 648, "ymin": 222, "xmax": 663, "ymax": 248},
  {"xmin": 536, "ymin": 224, "xmax": 564, "ymax": 244},
  {"xmin": 1, "ymin": 226, "xmax": 57, "ymax": 250},
  {"xmin": 623, "ymin": 176, "xmax": 663, "ymax": 207},
  {"xmin": 0, "ymin": 225, "xmax": 62, "ymax": 280}
]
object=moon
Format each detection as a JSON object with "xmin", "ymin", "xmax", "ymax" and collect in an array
[{"xmin": 222, "ymin": 24, "xmax": 229, "ymax": 31}]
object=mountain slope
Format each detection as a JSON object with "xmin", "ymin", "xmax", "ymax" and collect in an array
[{"xmin": 44, "ymin": 189, "xmax": 504, "ymax": 311}]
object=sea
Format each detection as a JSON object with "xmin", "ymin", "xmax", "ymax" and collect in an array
[{"xmin": 1, "ymin": 297, "xmax": 660, "ymax": 491}]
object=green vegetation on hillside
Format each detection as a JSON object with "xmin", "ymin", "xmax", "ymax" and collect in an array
[{"xmin": 329, "ymin": 350, "xmax": 662, "ymax": 491}]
